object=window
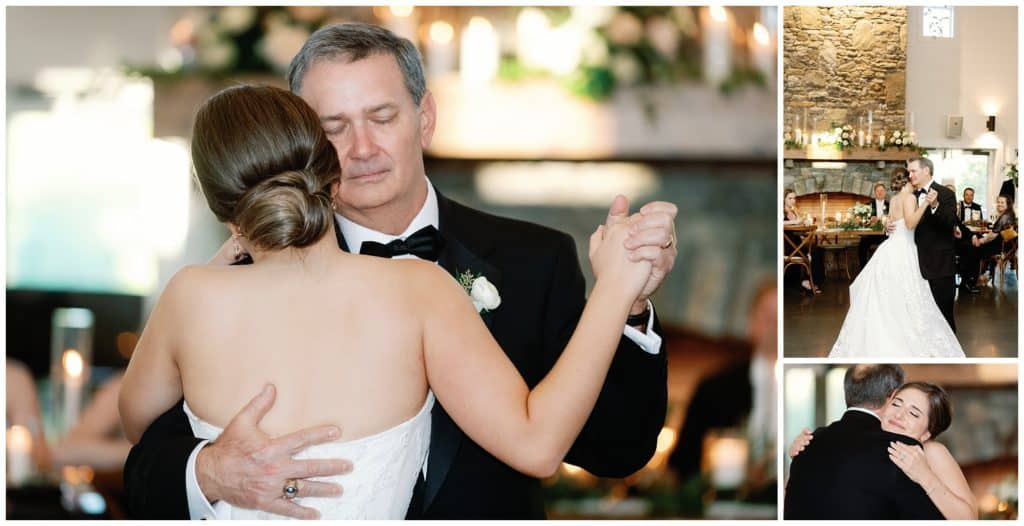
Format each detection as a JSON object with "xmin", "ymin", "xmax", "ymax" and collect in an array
[
  {"xmin": 925, "ymin": 149, "xmax": 992, "ymax": 220},
  {"xmin": 923, "ymin": 6, "xmax": 954, "ymax": 38}
]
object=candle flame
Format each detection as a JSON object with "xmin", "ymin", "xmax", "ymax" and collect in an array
[
  {"xmin": 709, "ymin": 6, "xmax": 728, "ymax": 23},
  {"xmin": 655, "ymin": 426, "xmax": 677, "ymax": 454},
  {"xmin": 429, "ymin": 21, "xmax": 454, "ymax": 45},
  {"xmin": 390, "ymin": 5, "xmax": 414, "ymax": 18},
  {"xmin": 467, "ymin": 16, "xmax": 493, "ymax": 33},
  {"xmin": 7, "ymin": 425, "xmax": 32, "ymax": 450},
  {"xmin": 63, "ymin": 349, "xmax": 84, "ymax": 378},
  {"xmin": 753, "ymin": 23, "xmax": 770, "ymax": 46},
  {"xmin": 561, "ymin": 463, "xmax": 584, "ymax": 476}
]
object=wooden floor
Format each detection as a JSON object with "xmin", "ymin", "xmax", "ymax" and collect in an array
[{"xmin": 784, "ymin": 272, "xmax": 1018, "ymax": 358}]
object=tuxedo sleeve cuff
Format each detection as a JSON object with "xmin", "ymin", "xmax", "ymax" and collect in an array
[
  {"xmin": 186, "ymin": 440, "xmax": 217, "ymax": 520},
  {"xmin": 622, "ymin": 300, "xmax": 662, "ymax": 355}
]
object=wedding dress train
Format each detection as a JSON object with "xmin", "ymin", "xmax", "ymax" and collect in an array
[
  {"xmin": 183, "ymin": 393, "xmax": 434, "ymax": 519},
  {"xmin": 830, "ymin": 219, "xmax": 964, "ymax": 357}
]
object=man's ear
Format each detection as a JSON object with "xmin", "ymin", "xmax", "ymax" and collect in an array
[{"xmin": 418, "ymin": 90, "xmax": 437, "ymax": 150}]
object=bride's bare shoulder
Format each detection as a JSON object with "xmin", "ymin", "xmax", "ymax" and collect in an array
[{"xmin": 922, "ymin": 440, "xmax": 955, "ymax": 463}]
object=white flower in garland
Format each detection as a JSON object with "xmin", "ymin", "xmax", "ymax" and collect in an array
[{"xmin": 218, "ymin": 6, "xmax": 257, "ymax": 35}]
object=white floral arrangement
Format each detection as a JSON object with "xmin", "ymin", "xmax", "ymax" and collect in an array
[
  {"xmin": 887, "ymin": 129, "xmax": 916, "ymax": 148},
  {"xmin": 850, "ymin": 202, "xmax": 873, "ymax": 220},
  {"xmin": 835, "ymin": 124, "xmax": 854, "ymax": 149}
]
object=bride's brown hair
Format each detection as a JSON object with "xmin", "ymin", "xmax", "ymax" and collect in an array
[
  {"xmin": 890, "ymin": 167, "xmax": 910, "ymax": 192},
  {"xmin": 897, "ymin": 382, "xmax": 952, "ymax": 439},
  {"xmin": 191, "ymin": 84, "xmax": 341, "ymax": 250}
]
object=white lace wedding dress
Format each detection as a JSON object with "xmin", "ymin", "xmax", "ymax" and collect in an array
[
  {"xmin": 830, "ymin": 219, "xmax": 964, "ymax": 357},
  {"xmin": 184, "ymin": 393, "xmax": 434, "ymax": 519}
]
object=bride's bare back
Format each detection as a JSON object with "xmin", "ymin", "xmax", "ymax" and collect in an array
[{"xmin": 176, "ymin": 252, "xmax": 431, "ymax": 441}]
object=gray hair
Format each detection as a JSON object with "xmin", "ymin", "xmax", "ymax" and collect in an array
[
  {"xmin": 287, "ymin": 22, "xmax": 427, "ymax": 105},
  {"xmin": 908, "ymin": 156, "xmax": 934, "ymax": 177},
  {"xmin": 844, "ymin": 364, "xmax": 905, "ymax": 409}
]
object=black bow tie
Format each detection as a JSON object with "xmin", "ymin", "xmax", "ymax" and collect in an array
[
  {"xmin": 914, "ymin": 189, "xmax": 926, "ymax": 197},
  {"xmin": 359, "ymin": 225, "xmax": 444, "ymax": 261}
]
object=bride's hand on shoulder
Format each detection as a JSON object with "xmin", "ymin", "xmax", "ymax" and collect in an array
[
  {"xmin": 888, "ymin": 441, "xmax": 935, "ymax": 486},
  {"xmin": 588, "ymin": 215, "xmax": 651, "ymax": 299},
  {"xmin": 788, "ymin": 428, "xmax": 813, "ymax": 458}
]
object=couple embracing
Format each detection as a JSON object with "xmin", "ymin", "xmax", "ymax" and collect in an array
[
  {"xmin": 785, "ymin": 364, "xmax": 976, "ymax": 520},
  {"xmin": 118, "ymin": 23, "xmax": 677, "ymax": 519},
  {"xmin": 830, "ymin": 158, "xmax": 964, "ymax": 357}
]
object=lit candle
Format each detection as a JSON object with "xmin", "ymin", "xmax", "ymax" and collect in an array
[
  {"xmin": 516, "ymin": 8, "xmax": 550, "ymax": 71},
  {"xmin": 794, "ymin": 114, "xmax": 803, "ymax": 145},
  {"xmin": 702, "ymin": 6, "xmax": 731, "ymax": 85},
  {"xmin": 460, "ymin": 17, "xmax": 500, "ymax": 85},
  {"xmin": 879, "ymin": 130, "xmax": 886, "ymax": 147},
  {"xmin": 708, "ymin": 436, "xmax": 749, "ymax": 490},
  {"xmin": 384, "ymin": 5, "xmax": 418, "ymax": 42},
  {"xmin": 835, "ymin": 211, "xmax": 842, "ymax": 222},
  {"xmin": 7, "ymin": 425, "xmax": 33, "ymax": 486},
  {"xmin": 866, "ymin": 111, "xmax": 873, "ymax": 145},
  {"xmin": 63, "ymin": 349, "xmax": 84, "ymax": 430},
  {"xmin": 749, "ymin": 22, "xmax": 773, "ymax": 80},
  {"xmin": 426, "ymin": 21, "xmax": 456, "ymax": 78},
  {"xmin": 858, "ymin": 116, "xmax": 865, "ymax": 147}
]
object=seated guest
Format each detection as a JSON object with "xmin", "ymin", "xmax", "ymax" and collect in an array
[
  {"xmin": 668, "ymin": 280, "xmax": 776, "ymax": 500},
  {"xmin": 958, "ymin": 187, "xmax": 984, "ymax": 224},
  {"xmin": 783, "ymin": 189, "xmax": 823, "ymax": 294},
  {"xmin": 858, "ymin": 181, "xmax": 891, "ymax": 266},
  {"xmin": 955, "ymin": 208, "xmax": 980, "ymax": 294},
  {"xmin": 973, "ymin": 195, "xmax": 1017, "ymax": 275}
]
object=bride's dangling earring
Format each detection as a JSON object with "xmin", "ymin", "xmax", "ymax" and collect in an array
[{"xmin": 232, "ymin": 233, "xmax": 243, "ymax": 260}]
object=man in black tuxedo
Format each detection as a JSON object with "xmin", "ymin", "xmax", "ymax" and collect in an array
[
  {"xmin": 906, "ymin": 157, "xmax": 959, "ymax": 332},
  {"xmin": 784, "ymin": 364, "xmax": 943, "ymax": 519},
  {"xmin": 858, "ymin": 183, "xmax": 890, "ymax": 266},
  {"xmin": 958, "ymin": 187, "xmax": 984, "ymax": 223},
  {"xmin": 123, "ymin": 23, "xmax": 675, "ymax": 519}
]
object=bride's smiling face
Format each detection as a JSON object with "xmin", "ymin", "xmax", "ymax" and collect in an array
[{"xmin": 880, "ymin": 387, "xmax": 932, "ymax": 442}]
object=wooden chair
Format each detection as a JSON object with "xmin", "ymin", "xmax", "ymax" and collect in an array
[
  {"xmin": 784, "ymin": 225, "xmax": 817, "ymax": 291},
  {"xmin": 992, "ymin": 227, "xmax": 1018, "ymax": 288}
]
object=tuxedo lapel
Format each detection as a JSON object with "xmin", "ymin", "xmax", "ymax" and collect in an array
[
  {"xmin": 422, "ymin": 190, "xmax": 502, "ymax": 510},
  {"xmin": 333, "ymin": 215, "xmax": 351, "ymax": 253}
]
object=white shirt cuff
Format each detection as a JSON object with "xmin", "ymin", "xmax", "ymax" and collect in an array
[
  {"xmin": 622, "ymin": 300, "xmax": 662, "ymax": 355},
  {"xmin": 186, "ymin": 440, "xmax": 218, "ymax": 520}
]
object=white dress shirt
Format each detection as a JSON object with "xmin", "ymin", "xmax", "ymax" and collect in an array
[
  {"xmin": 845, "ymin": 406, "xmax": 882, "ymax": 421},
  {"xmin": 875, "ymin": 198, "xmax": 886, "ymax": 217},
  {"xmin": 186, "ymin": 178, "xmax": 661, "ymax": 518}
]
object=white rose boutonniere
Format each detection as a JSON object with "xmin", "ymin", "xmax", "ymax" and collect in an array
[{"xmin": 458, "ymin": 270, "xmax": 501, "ymax": 313}]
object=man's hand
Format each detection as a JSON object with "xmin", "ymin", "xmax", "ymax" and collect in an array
[
  {"xmin": 954, "ymin": 226, "xmax": 962, "ymax": 239},
  {"xmin": 925, "ymin": 189, "xmax": 939, "ymax": 207},
  {"xmin": 195, "ymin": 385, "xmax": 351, "ymax": 519},
  {"xmin": 610, "ymin": 198, "xmax": 677, "ymax": 315},
  {"xmin": 209, "ymin": 236, "xmax": 248, "ymax": 266},
  {"xmin": 885, "ymin": 219, "xmax": 897, "ymax": 234}
]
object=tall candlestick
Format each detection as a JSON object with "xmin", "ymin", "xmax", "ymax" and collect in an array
[
  {"xmin": 708, "ymin": 436, "xmax": 749, "ymax": 490},
  {"xmin": 879, "ymin": 130, "xmax": 886, "ymax": 148},
  {"xmin": 460, "ymin": 17, "xmax": 500, "ymax": 85},
  {"xmin": 63, "ymin": 349, "xmax": 84, "ymax": 430},
  {"xmin": 7, "ymin": 425, "xmax": 33, "ymax": 486},
  {"xmin": 750, "ymin": 22, "xmax": 773, "ymax": 80},
  {"xmin": 702, "ymin": 6, "xmax": 731, "ymax": 85},
  {"xmin": 867, "ymin": 110, "xmax": 873, "ymax": 146},
  {"xmin": 426, "ymin": 21, "xmax": 456, "ymax": 78},
  {"xmin": 794, "ymin": 114, "xmax": 803, "ymax": 145}
]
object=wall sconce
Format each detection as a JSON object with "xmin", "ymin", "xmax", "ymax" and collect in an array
[{"xmin": 986, "ymin": 115, "xmax": 996, "ymax": 132}]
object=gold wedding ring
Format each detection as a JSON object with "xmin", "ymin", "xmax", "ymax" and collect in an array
[{"xmin": 282, "ymin": 478, "xmax": 300, "ymax": 500}]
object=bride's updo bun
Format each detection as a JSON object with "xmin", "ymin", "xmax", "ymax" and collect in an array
[
  {"xmin": 191, "ymin": 84, "xmax": 341, "ymax": 251},
  {"xmin": 890, "ymin": 167, "xmax": 910, "ymax": 192}
]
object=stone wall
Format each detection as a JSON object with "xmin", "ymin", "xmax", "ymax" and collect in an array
[
  {"xmin": 783, "ymin": 159, "xmax": 908, "ymax": 197},
  {"xmin": 784, "ymin": 6, "xmax": 907, "ymax": 134}
]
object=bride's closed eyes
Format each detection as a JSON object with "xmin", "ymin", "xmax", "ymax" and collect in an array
[{"xmin": 891, "ymin": 397, "xmax": 923, "ymax": 419}]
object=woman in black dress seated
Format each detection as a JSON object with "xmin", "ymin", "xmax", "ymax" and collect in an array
[{"xmin": 783, "ymin": 189, "xmax": 824, "ymax": 294}]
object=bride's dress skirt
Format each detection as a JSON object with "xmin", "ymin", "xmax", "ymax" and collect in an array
[{"xmin": 830, "ymin": 220, "xmax": 964, "ymax": 358}]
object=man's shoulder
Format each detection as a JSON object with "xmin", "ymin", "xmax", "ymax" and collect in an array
[{"xmin": 445, "ymin": 197, "xmax": 575, "ymax": 250}]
